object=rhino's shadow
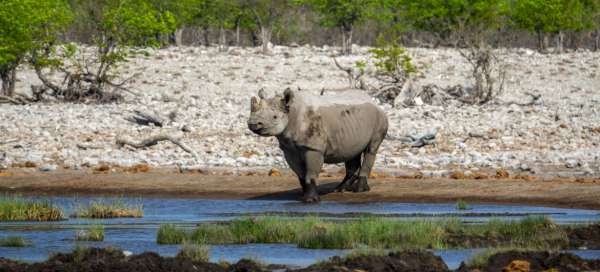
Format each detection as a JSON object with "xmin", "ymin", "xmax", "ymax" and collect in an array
[{"xmin": 248, "ymin": 181, "xmax": 340, "ymax": 201}]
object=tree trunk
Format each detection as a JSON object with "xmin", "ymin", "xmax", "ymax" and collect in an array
[
  {"xmin": 203, "ymin": 26, "xmax": 210, "ymax": 46},
  {"xmin": 537, "ymin": 30, "xmax": 546, "ymax": 52},
  {"xmin": 174, "ymin": 28, "xmax": 184, "ymax": 47},
  {"xmin": 556, "ymin": 31, "xmax": 564, "ymax": 53},
  {"xmin": 236, "ymin": 23, "xmax": 241, "ymax": 46},
  {"xmin": 219, "ymin": 26, "xmax": 227, "ymax": 52},
  {"xmin": 260, "ymin": 26, "xmax": 272, "ymax": 54},
  {"xmin": 341, "ymin": 25, "xmax": 353, "ymax": 55},
  {"xmin": 0, "ymin": 67, "xmax": 16, "ymax": 97},
  {"xmin": 594, "ymin": 29, "xmax": 599, "ymax": 52}
]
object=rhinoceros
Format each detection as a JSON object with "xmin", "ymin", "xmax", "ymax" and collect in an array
[{"xmin": 247, "ymin": 88, "xmax": 388, "ymax": 203}]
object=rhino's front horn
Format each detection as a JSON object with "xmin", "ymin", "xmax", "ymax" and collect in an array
[{"xmin": 251, "ymin": 96, "xmax": 260, "ymax": 112}]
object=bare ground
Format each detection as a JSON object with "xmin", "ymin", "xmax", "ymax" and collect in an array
[{"xmin": 0, "ymin": 169, "xmax": 599, "ymax": 210}]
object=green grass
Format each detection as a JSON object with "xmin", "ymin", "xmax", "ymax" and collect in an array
[
  {"xmin": 0, "ymin": 236, "xmax": 30, "ymax": 247},
  {"xmin": 456, "ymin": 199, "xmax": 470, "ymax": 210},
  {"xmin": 177, "ymin": 240, "xmax": 210, "ymax": 262},
  {"xmin": 0, "ymin": 194, "xmax": 63, "ymax": 221},
  {"xmin": 75, "ymin": 225, "xmax": 105, "ymax": 241},
  {"xmin": 72, "ymin": 199, "xmax": 143, "ymax": 218},
  {"xmin": 157, "ymin": 224, "xmax": 187, "ymax": 244},
  {"xmin": 175, "ymin": 215, "xmax": 571, "ymax": 250}
]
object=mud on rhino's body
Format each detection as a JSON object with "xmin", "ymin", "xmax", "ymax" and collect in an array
[{"xmin": 248, "ymin": 88, "xmax": 388, "ymax": 203}]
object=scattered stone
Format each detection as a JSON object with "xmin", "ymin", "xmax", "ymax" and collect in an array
[
  {"xmin": 565, "ymin": 159, "xmax": 580, "ymax": 168},
  {"xmin": 496, "ymin": 168, "xmax": 510, "ymax": 179},
  {"xmin": 503, "ymin": 260, "xmax": 530, "ymax": 272},
  {"xmin": 39, "ymin": 164, "xmax": 57, "ymax": 172},
  {"xmin": 268, "ymin": 168, "xmax": 281, "ymax": 177},
  {"xmin": 450, "ymin": 171, "xmax": 466, "ymax": 179}
]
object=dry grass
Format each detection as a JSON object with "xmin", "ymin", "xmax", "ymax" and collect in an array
[
  {"xmin": 0, "ymin": 195, "xmax": 63, "ymax": 221},
  {"xmin": 73, "ymin": 199, "xmax": 143, "ymax": 218}
]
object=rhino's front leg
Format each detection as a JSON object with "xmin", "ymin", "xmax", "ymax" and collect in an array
[{"xmin": 302, "ymin": 150, "xmax": 324, "ymax": 203}]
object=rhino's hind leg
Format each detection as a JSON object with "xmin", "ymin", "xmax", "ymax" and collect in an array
[
  {"xmin": 335, "ymin": 155, "xmax": 361, "ymax": 192},
  {"xmin": 301, "ymin": 150, "xmax": 324, "ymax": 203},
  {"xmin": 352, "ymin": 130, "xmax": 386, "ymax": 193}
]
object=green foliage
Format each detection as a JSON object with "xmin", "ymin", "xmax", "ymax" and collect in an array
[
  {"xmin": 101, "ymin": 0, "xmax": 176, "ymax": 47},
  {"xmin": 510, "ymin": 0, "xmax": 597, "ymax": 35},
  {"xmin": 0, "ymin": 195, "xmax": 64, "ymax": 221},
  {"xmin": 0, "ymin": 236, "xmax": 31, "ymax": 247},
  {"xmin": 157, "ymin": 224, "xmax": 187, "ymax": 245},
  {"xmin": 300, "ymin": 0, "xmax": 376, "ymax": 30},
  {"xmin": 0, "ymin": 0, "xmax": 71, "ymax": 67},
  {"xmin": 367, "ymin": 36, "xmax": 417, "ymax": 82},
  {"xmin": 400, "ymin": 0, "xmax": 507, "ymax": 43}
]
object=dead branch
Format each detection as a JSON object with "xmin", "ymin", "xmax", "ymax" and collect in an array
[
  {"xmin": 388, "ymin": 132, "xmax": 436, "ymax": 148},
  {"xmin": 125, "ymin": 110, "xmax": 166, "ymax": 127},
  {"xmin": 0, "ymin": 138, "xmax": 19, "ymax": 145},
  {"xmin": 76, "ymin": 143, "xmax": 103, "ymax": 150},
  {"xmin": 502, "ymin": 92, "xmax": 541, "ymax": 106},
  {"xmin": 116, "ymin": 132, "xmax": 198, "ymax": 159},
  {"xmin": 332, "ymin": 57, "xmax": 366, "ymax": 90}
]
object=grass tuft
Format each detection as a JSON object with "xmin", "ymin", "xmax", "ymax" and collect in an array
[
  {"xmin": 456, "ymin": 199, "xmax": 470, "ymax": 210},
  {"xmin": 157, "ymin": 224, "xmax": 187, "ymax": 244},
  {"xmin": 0, "ymin": 194, "xmax": 63, "ymax": 221},
  {"xmin": 73, "ymin": 199, "xmax": 143, "ymax": 218},
  {"xmin": 75, "ymin": 225, "xmax": 105, "ymax": 241},
  {"xmin": 163, "ymin": 215, "xmax": 573, "ymax": 250},
  {"xmin": 177, "ymin": 240, "xmax": 210, "ymax": 262},
  {"xmin": 0, "ymin": 236, "xmax": 30, "ymax": 247}
]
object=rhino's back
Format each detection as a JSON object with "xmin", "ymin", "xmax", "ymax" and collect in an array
[{"xmin": 318, "ymin": 102, "xmax": 387, "ymax": 163}]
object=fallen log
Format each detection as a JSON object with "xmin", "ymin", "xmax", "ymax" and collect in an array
[
  {"xmin": 116, "ymin": 132, "xmax": 198, "ymax": 159},
  {"xmin": 125, "ymin": 110, "xmax": 166, "ymax": 127}
]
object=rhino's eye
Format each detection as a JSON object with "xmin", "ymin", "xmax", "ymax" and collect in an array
[{"xmin": 273, "ymin": 115, "xmax": 278, "ymax": 119}]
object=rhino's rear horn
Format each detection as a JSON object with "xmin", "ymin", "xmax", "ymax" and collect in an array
[{"xmin": 251, "ymin": 96, "xmax": 260, "ymax": 112}]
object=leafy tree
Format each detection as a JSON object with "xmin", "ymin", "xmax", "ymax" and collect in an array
[
  {"xmin": 400, "ymin": 0, "xmax": 506, "ymax": 47},
  {"xmin": 510, "ymin": 0, "xmax": 597, "ymax": 51},
  {"xmin": 0, "ymin": 0, "xmax": 71, "ymax": 97},
  {"xmin": 299, "ymin": 0, "xmax": 376, "ymax": 54},
  {"xmin": 149, "ymin": 0, "xmax": 203, "ymax": 46},
  {"xmin": 32, "ymin": 0, "xmax": 176, "ymax": 102},
  {"xmin": 242, "ymin": 0, "xmax": 292, "ymax": 54},
  {"xmin": 193, "ymin": 0, "xmax": 242, "ymax": 49}
]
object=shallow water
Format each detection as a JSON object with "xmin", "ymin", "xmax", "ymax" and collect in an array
[{"xmin": 1, "ymin": 196, "xmax": 599, "ymax": 268}]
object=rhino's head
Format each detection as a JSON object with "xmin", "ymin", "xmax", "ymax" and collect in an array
[{"xmin": 248, "ymin": 88, "xmax": 294, "ymax": 137}]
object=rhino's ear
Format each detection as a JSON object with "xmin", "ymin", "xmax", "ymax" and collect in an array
[
  {"xmin": 283, "ymin": 88, "xmax": 294, "ymax": 112},
  {"xmin": 258, "ymin": 88, "xmax": 266, "ymax": 99},
  {"xmin": 251, "ymin": 96, "xmax": 260, "ymax": 112}
]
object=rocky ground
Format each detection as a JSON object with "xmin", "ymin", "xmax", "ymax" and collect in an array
[{"xmin": 1, "ymin": 45, "xmax": 599, "ymax": 178}]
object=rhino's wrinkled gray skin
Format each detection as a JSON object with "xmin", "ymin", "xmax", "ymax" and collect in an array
[{"xmin": 248, "ymin": 88, "xmax": 388, "ymax": 203}]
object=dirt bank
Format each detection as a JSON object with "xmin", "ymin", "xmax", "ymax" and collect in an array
[
  {"xmin": 457, "ymin": 250, "xmax": 600, "ymax": 272},
  {"xmin": 1, "ymin": 248, "xmax": 598, "ymax": 272},
  {"xmin": 1, "ymin": 169, "xmax": 600, "ymax": 210}
]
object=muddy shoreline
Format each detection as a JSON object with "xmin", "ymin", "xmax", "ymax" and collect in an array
[
  {"xmin": 1, "ymin": 247, "xmax": 599, "ymax": 272},
  {"xmin": 1, "ymin": 169, "xmax": 600, "ymax": 210}
]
